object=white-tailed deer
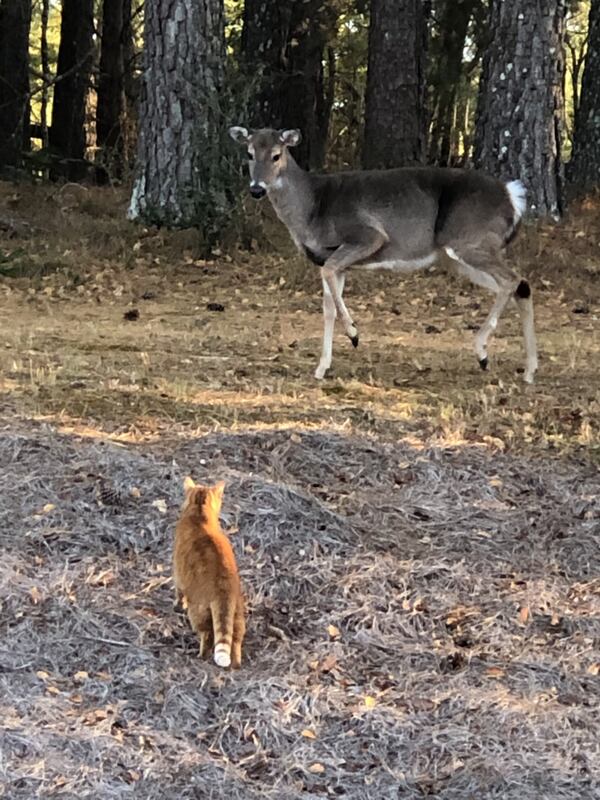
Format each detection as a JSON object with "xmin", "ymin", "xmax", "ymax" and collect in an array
[{"xmin": 229, "ymin": 126, "xmax": 538, "ymax": 384}]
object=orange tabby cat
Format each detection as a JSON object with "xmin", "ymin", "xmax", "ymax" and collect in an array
[{"xmin": 173, "ymin": 478, "xmax": 245, "ymax": 668}]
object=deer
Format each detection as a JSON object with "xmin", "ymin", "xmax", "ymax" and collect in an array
[{"xmin": 229, "ymin": 126, "xmax": 538, "ymax": 384}]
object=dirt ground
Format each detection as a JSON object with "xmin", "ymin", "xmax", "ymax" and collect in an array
[{"xmin": 0, "ymin": 182, "xmax": 599, "ymax": 799}]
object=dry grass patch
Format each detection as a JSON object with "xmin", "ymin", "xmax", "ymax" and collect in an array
[{"xmin": 1, "ymin": 424, "xmax": 599, "ymax": 798}]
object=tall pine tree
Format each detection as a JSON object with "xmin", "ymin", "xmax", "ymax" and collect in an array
[
  {"xmin": 129, "ymin": 0, "xmax": 230, "ymax": 245},
  {"xmin": 0, "ymin": 0, "xmax": 32, "ymax": 170},
  {"xmin": 97, "ymin": 0, "xmax": 132, "ymax": 177},
  {"xmin": 474, "ymin": 0, "xmax": 566, "ymax": 218},
  {"xmin": 50, "ymin": 0, "xmax": 95, "ymax": 180},
  {"xmin": 362, "ymin": 0, "xmax": 427, "ymax": 168},
  {"xmin": 570, "ymin": 0, "xmax": 600, "ymax": 191}
]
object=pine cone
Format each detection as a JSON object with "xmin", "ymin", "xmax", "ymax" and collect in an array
[{"xmin": 95, "ymin": 482, "xmax": 123, "ymax": 506}]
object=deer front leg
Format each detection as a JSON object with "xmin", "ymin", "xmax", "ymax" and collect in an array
[
  {"xmin": 320, "ymin": 229, "xmax": 387, "ymax": 355},
  {"xmin": 315, "ymin": 274, "xmax": 345, "ymax": 379}
]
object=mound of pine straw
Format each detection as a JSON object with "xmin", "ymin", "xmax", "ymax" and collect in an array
[{"xmin": 1, "ymin": 422, "xmax": 599, "ymax": 799}]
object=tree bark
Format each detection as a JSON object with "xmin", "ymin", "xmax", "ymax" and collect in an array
[
  {"xmin": 474, "ymin": 0, "xmax": 566, "ymax": 218},
  {"xmin": 570, "ymin": 0, "xmax": 600, "ymax": 192},
  {"xmin": 241, "ymin": 0, "xmax": 338, "ymax": 169},
  {"xmin": 0, "ymin": 0, "xmax": 32, "ymax": 170},
  {"xmin": 97, "ymin": 0, "xmax": 127, "ymax": 170},
  {"xmin": 129, "ymin": 0, "xmax": 228, "ymax": 242},
  {"xmin": 50, "ymin": 0, "xmax": 95, "ymax": 180},
  {"xmin": 362, "ymin": 0, "xmax": 427, "ymax": 169}
]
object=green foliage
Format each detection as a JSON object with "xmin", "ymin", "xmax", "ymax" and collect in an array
[
  {"xmin": 28, "ymin": 0, "xmax": 62, "ymax": 131},
  {"xmin": 564, "ymin": 0, "xmax": 591, "ymax": 154},
  {"xmin": 327, "ymin": 7, "xmax": 369, "ymax": 168}
]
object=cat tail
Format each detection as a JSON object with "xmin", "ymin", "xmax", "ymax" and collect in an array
[{"xmin": 210, "ymin": 595, "xmax": 236, "ymax": 668}]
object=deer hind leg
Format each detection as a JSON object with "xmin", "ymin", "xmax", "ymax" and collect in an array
[
  {"xmin": 445, "ymin": 243, "xmax": 523, "ymax": 376},
  {"xmin": 514, "ymin": 279, "xmax": 538, "ymax": 383},
  {"xmin": 316, "ymin": 273, "xmax": 346, "ymax": 379}
]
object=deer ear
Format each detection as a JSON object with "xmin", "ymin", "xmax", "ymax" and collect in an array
[
  {"xmin": 229, "ymin": 125, "xmax": 249, "ymax": 144},
  {"xmin": 183, "ymin": 476, "xmax": 196, "ymax": 494},
  {"xmin": 279, "ymin": 129, "xmax": 302, "ymax": 147}
]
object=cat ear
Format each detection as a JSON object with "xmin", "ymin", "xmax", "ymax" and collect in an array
[
  {"xmin": 211, "ymin": 480, "xmax": 225, "ymax": 506},
  {"xmin": 183, "ymin": 476, "xmax": 196, "ymax": 494}
]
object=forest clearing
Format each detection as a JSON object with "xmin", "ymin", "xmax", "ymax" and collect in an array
[
  {"xmin": 1, "ymin": 0, "xmax": 600, "ymax": 796},
  {"xmin": 1, "ymin": 183, "xmax": 598, "ymax": 798}
]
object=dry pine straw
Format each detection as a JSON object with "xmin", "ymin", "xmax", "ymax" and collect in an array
[{"xmin": 0, "ymin": 422, "xmax": 599, "ymax": 799}]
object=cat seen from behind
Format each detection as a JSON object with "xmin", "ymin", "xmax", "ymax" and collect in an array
[{"xmin": 173, "ymin": 478, "xmax": 245, "ymax": 668}]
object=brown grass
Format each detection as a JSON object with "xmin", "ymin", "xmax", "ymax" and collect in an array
[{"xmin": 0, "ymin": 181, "xmax": 599, "ymax": 798}]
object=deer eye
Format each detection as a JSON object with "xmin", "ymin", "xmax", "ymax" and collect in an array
[
  {"xmin": 247, "ymin": 152, "xmax": 254, "ymax": 160},
  {"xmin": 272, "ymin": 153, "xmax": 281, "ymax": 162}
]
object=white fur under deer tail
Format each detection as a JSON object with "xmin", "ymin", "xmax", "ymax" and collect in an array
[{"xmin": 506, "ymin": 180, "xmax": 527, "ymax": 225}]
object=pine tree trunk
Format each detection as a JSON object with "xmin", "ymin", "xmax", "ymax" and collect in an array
[
  {"xmin": 97, "ymin": 0, "xmax": 127, "ymax": 174},
  {"xmin": 362, "ymin": 0, "xmax": 427, "ymax": 168},
  {"xmin": 241, "ymin": 0, "xmax": 338, "ymax": 169},
  {"xmin": 0, "ymin": 0, "xmax": 32, "ymax": 170},
  {"xmin": 570, "ymin": 0, "xmax": 600, "ymax": 192},
  {"xmin": 50, "ymin": 0, "xmax": 95, "ymax": 181},
  {"xmin": 129, "ymin": 0, "xmax": 228, "ymax": 242},
  {"xmin": 474, "ymin": 0, "xmax": 566, "ymax": 218}
]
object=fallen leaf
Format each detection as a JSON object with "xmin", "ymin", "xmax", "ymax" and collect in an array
[
  {"xmin": 327, "ymin": 624, "xmax": 341, "ymax": 640},
  {"xmin": 320, "ymin": 654, "xmax": 338, "ymax": 672},
  {"xmin": 36, "ymin": 670, "xmax": 49, "ymax": 680},
  {"xmin": 42, "ymin": 503, "xmax": 56, "ymax": 513},
  {"xmin": 364, "ymin": 696, "xmax": 377, "ymax": 709},
  {"xmin": 87, "ymin": 569, "xmax": 115, "ymax": 587},
  {"xmin": 587, "ymin": 663, "xmax": 600, "ymax": 675},
  {"xmin": 46, "ymin": 685, "xmax": 60, "ymax": 695},
  {"xmin": 130, "ymin": 487, "xmax": 141, "ymax": 498},
  {"xmin": 73, "ymin": 671, "xmax": 89, "ymax": 682},
  {"xmin": 485, "ymin": 666, "xmax": 506, "ymax": 679},
  {"xmin": 29, "ymin": 586, "xmax": 42, "ymax": 604},
  {"xmin": 301, "ymin": 729, "xmax": 316, "ymax": 739},
  {"xmin": 518, "ymin": 606, "xmax": 530, "ymax": 625},
  {"xmin": 308, "ymin": 763, "xmax": 325, "ymax": 774},
  {"xmin": 152, "ymin": 498, "xmax": 168, "ymax": 514}
]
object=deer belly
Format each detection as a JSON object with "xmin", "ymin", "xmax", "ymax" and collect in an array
[{"xmin": 359, "ymin": 252, "xmax": 437, "ymax": 273}]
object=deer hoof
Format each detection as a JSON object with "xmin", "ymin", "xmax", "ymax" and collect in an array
[
  {"xmin": 314, "ymin": 364, "xmax": 329, "ymax": 380},
  {"xmin": 349, "ymin": 331, "xmax": 359, "ymax": 348},
  {"xmin": 479, "ymin": 356, "xmax": 489, "ymax": 371}
]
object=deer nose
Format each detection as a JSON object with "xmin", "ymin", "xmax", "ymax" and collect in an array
[{"xmin": 250, "ymin": 182, "xmax": 267, "ymax": 199}]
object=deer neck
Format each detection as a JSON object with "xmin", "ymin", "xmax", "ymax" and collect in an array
[{"xmin": 267, "ymin": 156, "xmax": 315, "ymax": 244}]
